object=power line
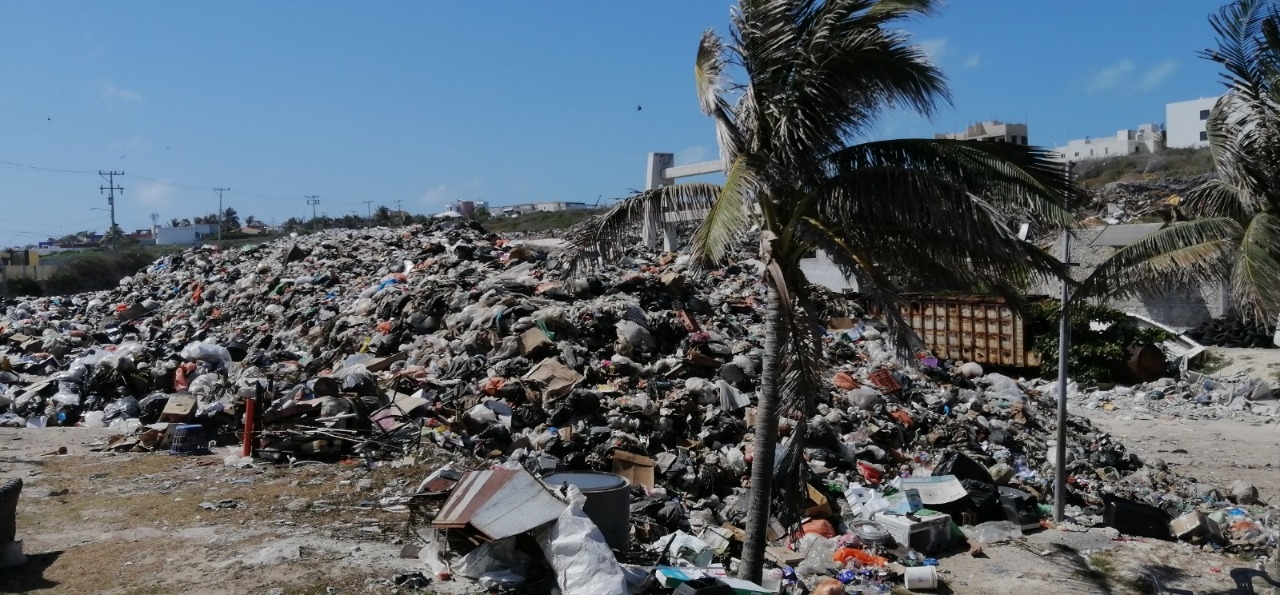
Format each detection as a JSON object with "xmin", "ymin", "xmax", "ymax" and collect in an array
[{"xmin": 0, "ymin": 159, "xmax": 94, "ymax": 174}]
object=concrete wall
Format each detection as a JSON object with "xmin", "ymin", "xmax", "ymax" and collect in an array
[
  {"xmin": 3, "ymin": 263, "xmax": 61, "ymax": 282},
  {"xmin": 1166, "ymin": 97, "xmax": 1220, "ymax": 149},
  {"xmin": 155, "ymin": 224, "xmax": 218, "ymax": 245},
  {"xmin": 1030, "ymin": 227, "xmax": 1227, "ymax": 330}
]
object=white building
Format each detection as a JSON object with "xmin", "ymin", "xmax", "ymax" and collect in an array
[
  {"xmin": 1052, "ymin": 124, "xmax": 1164, "ymax": 161},
  {"xmin": 498, "ymin": 201, "xmax": 591, "ymax": 216},
  {"xmin": 935, "ymin": 121, "xmax": 1028, "ymax": 145},
  {"xmin": 1166, "ymin": 96, "xmax": 1222, "ymax": 149},
  {"xmin": 155, "ymin": 224, "xmax": 219, "ymax": 245}
]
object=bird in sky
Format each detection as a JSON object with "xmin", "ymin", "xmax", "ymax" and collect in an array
[{"xmin": 636, "ymin": 105, "xmax": 642, "ymax": 111}]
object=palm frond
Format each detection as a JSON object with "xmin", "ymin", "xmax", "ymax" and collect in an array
[
  {"xmin": 1231, "ymin": 211, "xmax": 1280, "ymax": 322},
  {"xmin": 691, "ymin": 156, "xmax": 759, "ymax": 268},
  {"xmin": 791, "ymin": 218, "xmax": 924, "ymax": 357},
  {"xmin": 1183, "ymin": 175, "xmax": 1251, "ymax": 221},
  {"xmin": 566, "ymin": 183, "xmax": 723, "ymax": 268},
  {"xmin": 1078, "ymin": 218, "xmax": 1241, "ymax": 301},
  {"xmin": 1202, "ymin": 0, "xmax": 1273, "ymax": 110},
  {"xmin": 820, "ymin": 139, "xmax": 1081, "ymax": 229},
  {"xmin": 696, "ymin": 28, "xmax": 743, "ymax": 164},
  {"xmin": 769, "ymin": 0, "xmax": 948, "ymax": 169}
]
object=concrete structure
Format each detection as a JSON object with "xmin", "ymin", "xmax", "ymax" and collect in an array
[
  {"xmin": 452, "ymin": 200, "xmax": 488, "ymax": 217},
  {"xmin": 1, "ymin": 249, "xmax": 61, "ymax": 282},
  {"xmin": 1166, "ymin": 96, "xmax": 1222, "ymax": 149},
  {"xmin": 640, "ymin": 152, "xmax": 858, "ymax": 292},
  {"xmin": 1052, "ymin": 124, "xmax": 1164, "ymax": 161},
  {"xmin": 1031, "ymin": 224, "xmax": 1229, "ymax": 330},
  {"xmin": 154, "ymin": 223, "xmax": 218, "ymax": 246},
  {"xmin": 936, "ymin": 121, "xmax": 1028, "ymax": 145},
  {"xmin": 498, "ymin": 201, "xmax": 591, "ymax": 216}
]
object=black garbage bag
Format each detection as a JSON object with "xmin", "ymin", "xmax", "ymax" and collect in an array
[
  {"xmin": 960, "ymin": 479, "xmax": 1006, "ymax": 523},
  {"xmin": 932, "ymin": 450, "xmax": 994, "ymax": 484},
  {"xmin": 102, "ymin": 395, "xmax": 140, "ymax": 421},
  {"xmin": 136, "ymin": 393, "xmax": 170, "ymax": 424}
]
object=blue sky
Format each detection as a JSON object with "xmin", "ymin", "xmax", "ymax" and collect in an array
[{"xmin": 0, "ymin": 1, "xmax": 1227, "ymax": 244}]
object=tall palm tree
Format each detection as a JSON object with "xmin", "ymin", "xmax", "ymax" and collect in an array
[
  {"xmin": 572, "ymin": 0, "xmax": 1078, "ymax": 581},
  {"xmin": 1082, "ymin": 0, "xmax": 1280, "ymax": 323}
]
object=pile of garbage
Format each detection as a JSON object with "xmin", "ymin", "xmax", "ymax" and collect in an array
[
  {"xmin": 1072, "ymin": 372, "xmax": 1280, "ymax": 418},
  {"xmin": 0, "ymin": 223, "xmax": 1274, "ymax": 593},
  {"xmin": 1082, "ymin": 175, "xmax": 1206, "ymax": 225}
]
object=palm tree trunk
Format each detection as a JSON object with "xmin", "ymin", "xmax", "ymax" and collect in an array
[{"xmin": 738, "ymin": 283, "xmax": 785, "ymax": 583}]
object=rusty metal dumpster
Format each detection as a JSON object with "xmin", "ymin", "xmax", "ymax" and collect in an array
[{"xmin": 865, "ymin": 295, "xmax": 1045, "ymax": 368}]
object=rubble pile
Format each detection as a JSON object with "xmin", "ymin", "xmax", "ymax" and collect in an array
[
  {"xmin": 1072, "ymin": 373, "xmax": 1280, "ymax": 418},
  {"xmin": 0, "ymin": 223, "xmax": 1273, "ymax": 593},
  {"xmin": 1083, "ymin": 175, "xmax": 1207, "ymax": 225}
]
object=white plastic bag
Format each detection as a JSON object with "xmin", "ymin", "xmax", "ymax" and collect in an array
[
  {"xmin": 536, "ymin": 485, "xmax": 629, "ymax": 595},
  {"xmin": 455, "ymin": 538, "xmax": 530, "ymax": 586},
  {"xmin": 181, "ymin": 342, "xmax": 232, "ymax": 367}
]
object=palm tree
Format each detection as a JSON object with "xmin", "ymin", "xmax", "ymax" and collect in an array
[
  {"xmin": 222, "ymin": 207, "xmax": 241, "ymax": 232},
  {"xmin": 1082, "ymin": 0, "xmax": 1280, "ymax": 324},
  {"xmin": 571, "ymin": 0, "xmax": 1079, "ymax": 581},
  {"xmin": 373, "ymin": 206, "xmax": 393, "ymax": 226}
]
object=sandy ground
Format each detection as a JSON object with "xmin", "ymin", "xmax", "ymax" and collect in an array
[{"xmin": 0, "ymin": 427, "xmax": 443, "ymax": 595}]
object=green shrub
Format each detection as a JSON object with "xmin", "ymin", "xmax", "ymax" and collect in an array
[
  {"xmin": 6, "ymin": 277, "xmax": 43, "ymax": 297},
  {"xmin": 1029, "ymin": 300, "xmax": 1173, "ymax": 385}
]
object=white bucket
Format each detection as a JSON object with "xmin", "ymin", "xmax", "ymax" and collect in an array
[{"xmin": 903, "ymin": 565, "xmax": 938, "ymax": 590}]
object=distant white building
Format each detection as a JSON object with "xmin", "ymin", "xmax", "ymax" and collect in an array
[
  {"xmin": 936, "ymin": 121, "xmax": 1028, "ymax": 145},
  {"xmin": 1052, "ymin": 123, "xmax": 1164, "ymax": 161},
  {"xmin": 155, "ymin": 224, "xmax": 219, "ymax": 245},
  {"xmin": 499, "ymin": 201, "xmax": 591, "ymax": 216},
  {"xmin": 1166, "ymin": 96, "xmax": 1222, "ymax": 149}
]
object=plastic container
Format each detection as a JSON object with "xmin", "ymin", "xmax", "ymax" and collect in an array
[
  {"xmin": 903, "ymin": 565, "xmax": 939, "ymax": 590},
  {"xmin": 543, "ymin": 472, "xmax": 630, "ymax": 556},
  {"xmin": 169, "ymin": 424, "xmax": 210, "ymax": 455}
]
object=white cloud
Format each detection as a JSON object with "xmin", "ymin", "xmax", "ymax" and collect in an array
[
  {"xmin": 95, "ymin": 80, "xmax": 143, "ymax": 104},
  {"xmin": 916, "ymin": 38, "xmax": 948, "ymax": 64},
  {"xmin": 419, "ymin": 184, "xmax": 451, "ymax": 206},
  {"xmin": 676, "ymin": 145, "xmax": 709, "ymax": 164},
  {"xmin": 962, "ymin": 53, "xmax": 982, "ymax": 69},
  {"xmin": 1086, "ymin": 59, "xmax": 1135, "ymax": 92},
  {"xmin": 1137, "ymin": 59, "xmax": 1178, "ymax": 91},
  {"xmin": 132, "ymin": 181, "xmax": 175, "ymax": 210}
]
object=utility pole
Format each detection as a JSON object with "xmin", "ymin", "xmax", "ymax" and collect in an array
[
  {"xmin": 362, "ymin": 200, "xmax": 373, "ymax": 219},
  {"xmin": 395, "ymin": 199, "xmax": 403, "ymax": 226},
  {"xmin": 99, "ymin": 170, "xmax": 123, "ymax": 248},
  {"xmin": 213, "ymin": 187, "xmax": 230, "ymax": 241},
  {"xmin": 305, "ymin": 195, "xmax": 320, "ymax": 230},
  {"xmin": 1054, "ymin": 160, "xmax": 1076, "ymax": 523}
]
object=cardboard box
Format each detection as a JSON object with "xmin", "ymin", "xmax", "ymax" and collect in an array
[
  {"xmin": 804, "ymin": 484, "xmax": 832, "ymax": 518},
  {"xmin": 160, "ymin": 394, "xmax": 197, "ymax": 422},
  {"xmin": 523, "ymin": 358, "xmax": 583, "ymax": 400},
  {"xmin": 765, "ymin": 545, "xmax": 804, "ymax": 566},
  {"xmin": 365, "ymin": 351, "xmax": 408, "ymax": 372},
  {"xmin": 519, "ymin": 327, "xmax": 553, "ymax": 355},
  {"xmin": 612, "ymin": 450, "xmax": 655, "ymax": 489},
  {"xmin": 1171, "ymin": 511, "xmax": 1222, "ymax": 542}
]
